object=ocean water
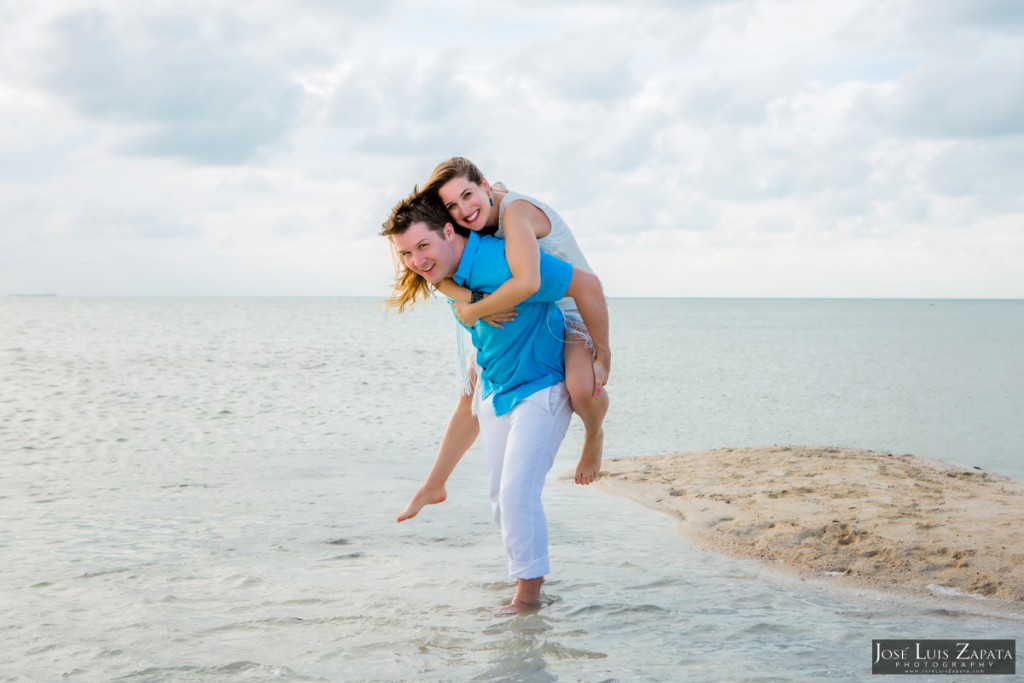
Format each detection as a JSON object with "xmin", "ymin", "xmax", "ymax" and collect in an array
[{"xmin": 1, "ymin": 296, "xmax": 1021, "ymax": 682}]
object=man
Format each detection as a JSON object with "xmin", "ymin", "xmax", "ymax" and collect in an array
[{"xmin": 381, "ymin": 190, "xmax": 607, "ymax": 611}]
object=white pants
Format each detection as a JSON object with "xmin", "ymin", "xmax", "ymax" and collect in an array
[{"xmin": 475, "ymin": 382, "xmax": 572, "ymax": 579}]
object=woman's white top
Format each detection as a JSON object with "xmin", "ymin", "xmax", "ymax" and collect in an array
[{"xmin": 497, "ymin": 190, "xmax": 593, "ymax": 313}]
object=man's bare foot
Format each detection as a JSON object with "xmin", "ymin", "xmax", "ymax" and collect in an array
[
  {"xmin": 574, "ymin": 429, "xmax": 604, "ymax": 485},
  {"xmin": 499, "ymin": 577, "xmax": 543, "ymax": 613},
  {"xmin": 491, "ymin": 601, "xmax": 542, "ymax": 615},
  {"xmin": 396, "ymin": 486, "xmax": 446, "ymax": 522}
]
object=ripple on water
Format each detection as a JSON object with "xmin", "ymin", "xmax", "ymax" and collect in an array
[{"xmin": 117, "ymin": 662, "xmax": 313, "ymax": 681}]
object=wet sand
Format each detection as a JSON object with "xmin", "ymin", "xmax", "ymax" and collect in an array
[{"xmin": 590, "ymin": 446, "xmax": 1024, "ymax": 615}]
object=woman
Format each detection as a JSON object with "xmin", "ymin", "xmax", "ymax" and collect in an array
[{"xmin": 424, "ymin": 157, "xmax": 610, "ymax": 487}]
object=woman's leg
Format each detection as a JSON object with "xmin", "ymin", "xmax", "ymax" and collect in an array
[
  {"xmin": 564, "ymin": 339, "xmax": 609, "ymax": 485},
  {"xmin": 397, "ymin": 388, "xmax": 479, "ymax": 522}
]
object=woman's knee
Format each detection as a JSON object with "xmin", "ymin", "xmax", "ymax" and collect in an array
[
  {"xmin": 563, "ymin": 362, "xmax": 593, "ymax": 397},
  {"xmin": 566, "ymin": 383, "xmax": 596, "ymax": 412}
]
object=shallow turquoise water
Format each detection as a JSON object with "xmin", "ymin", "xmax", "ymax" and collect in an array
[{"xmin": 1, "ymin": 297, "xmax": 1021, "ymax": 681}]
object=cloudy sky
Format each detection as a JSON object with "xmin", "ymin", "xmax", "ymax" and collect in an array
[{"xmin": 1, "ymin": 0, "xmax": 1022, "ymax": 298}]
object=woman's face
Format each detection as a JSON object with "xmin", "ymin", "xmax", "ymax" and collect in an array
[{"xmin": 438, "ymin": 176, "xmax": 491, "ymax": 232}]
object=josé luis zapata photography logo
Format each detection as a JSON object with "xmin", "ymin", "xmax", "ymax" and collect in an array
[{"xmin": 872, "ymin": 639, "xmax": 1015, "ymax": 675}]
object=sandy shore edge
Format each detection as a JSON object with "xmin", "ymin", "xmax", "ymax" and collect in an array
[{"xmin": 588, "ymin": 446, "xmax": 1024, "ymax": 617}]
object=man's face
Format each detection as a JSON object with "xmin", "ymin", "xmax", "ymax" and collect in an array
[{"xmin": 393, "ymin": 221, "xmax": 458, "ymax": 285}]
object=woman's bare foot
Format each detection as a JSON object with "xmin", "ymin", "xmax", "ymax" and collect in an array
[
  {"xmin": 396, "ymin": 486, "xmax": 447, "ymax": 522},
  {"xmin": 574, "ymin": 428, "xmax": 604, "ymax": 485}
]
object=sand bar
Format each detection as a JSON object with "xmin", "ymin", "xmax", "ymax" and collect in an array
[{"xmin": 593, "ymin": 446, "xmax": 1024, "ymax": 614}]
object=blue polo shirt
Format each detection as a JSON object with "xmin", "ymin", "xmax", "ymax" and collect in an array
[{"xmin": 453, "ymin": 231, "xmax": 573, "ymax": 416}]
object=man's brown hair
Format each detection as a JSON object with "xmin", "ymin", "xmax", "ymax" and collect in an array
[{"xmin": 380, "ymin": 188, "xmax": 451, "ymax": 239}]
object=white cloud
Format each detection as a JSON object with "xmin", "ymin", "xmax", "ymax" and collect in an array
[
  {"xmin": 32, "ymin": 7, "xmax": 304, "ymax": 164},
  {"xmin": 860, "ymin": 53, "xmax": 1024, "ymax": 140},
  {"xmin": 0, "ymin": 0, "xmax": 1021, "ymax": 298}
]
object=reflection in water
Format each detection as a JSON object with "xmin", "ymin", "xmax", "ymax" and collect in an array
[
  {"xmin": 475, "ymin": 611, "xmax": 606, "ymax": 683},
  {"xmin": 476, "ymin": 617, "xmax": 556, "ymax": 682}
]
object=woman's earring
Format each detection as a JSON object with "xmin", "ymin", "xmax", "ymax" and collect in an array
[{"xmin": 489, "ymin": 192, "xmax": 494, "ymax": 207}]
